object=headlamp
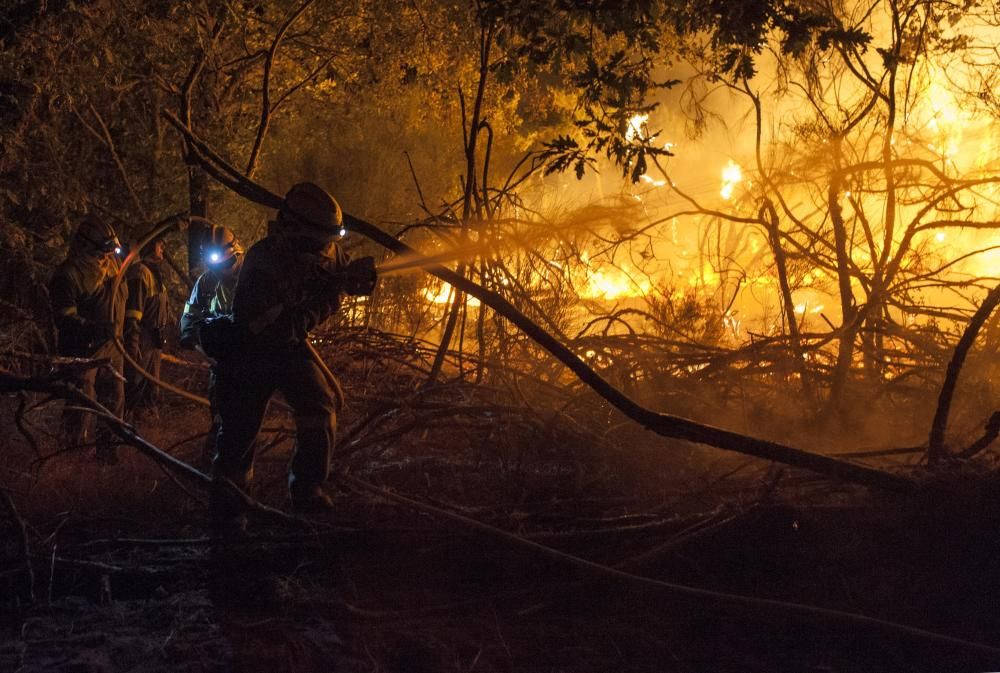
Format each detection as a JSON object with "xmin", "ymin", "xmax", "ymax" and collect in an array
[
  {"xmin": 86, "ymin": 236, "xmax": 121, "ymax": 254},
  {"xmin": 205, "ymin": 245, "xmax": 237, "ymax": 269},
  {"xmin": 339, "ymin": 227, "xmax": 347, "ymax": 238}
]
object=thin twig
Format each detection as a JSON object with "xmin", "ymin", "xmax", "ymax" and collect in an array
[
  {"xmin": 14, "ymin": 391, "xmax": 42, "ymax": 459},
  {"xmin": 246, "ymin": 0, "xmax": 316, "ymax": 177}
]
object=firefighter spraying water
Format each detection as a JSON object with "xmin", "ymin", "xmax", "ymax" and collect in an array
[{"xmin": 206, "ymin": 182, "xmax": 376, "ymax": 535}]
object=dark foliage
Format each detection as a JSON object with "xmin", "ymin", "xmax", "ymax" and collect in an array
[{"xmin": 481, "ymin": 0, "xmax": 872, "ymax": 181}]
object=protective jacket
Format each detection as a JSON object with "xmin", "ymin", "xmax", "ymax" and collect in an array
[
  {"xmin": 124, "ymin": 260, "xmax": 168, "ymax": 412},
  {"xmin": 180, "ymin": 268, "xmax": 239, "ymax": 466},
  {"xmin": 231, "ymin": 234, "xmax": 350, "ymax": 354},
  {"xmin": 179, "ymin": 269, "xmax": 237, "ymax": 349},
  {"xmin": 48, "ymin": 249, "xmax": 126, "ymax": 462},
  {"xmin": 49, "ymin": 253, "xmax": 126, "ymax": 356}
]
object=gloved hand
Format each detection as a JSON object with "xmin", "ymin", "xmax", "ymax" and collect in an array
[{"xmin": 343, "ymin": 256, "xmax": 377, "ymax": 296}]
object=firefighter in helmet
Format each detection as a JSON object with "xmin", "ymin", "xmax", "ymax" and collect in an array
[
  {"xmin": 124, "ymin": 236, "xmax": 170, "ymax": 418},
  {"xmin": 178, "ymin": 224, "xmax": 245, "ymax": 464},
  {"xmin": 48, "ymin": 215, "xmax": 127, "ymax": 463},
  {"xmin": 210, "ymin": 182, "xmax": 376, "ymax": 531}
]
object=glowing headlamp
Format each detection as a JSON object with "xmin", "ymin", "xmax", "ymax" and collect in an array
[
  {"xmin": 96, "ymin": 238, "xmax": 120, "ymax": 254},
  {"xmin": 205, "ymin": 245, "xmax": 238, "ymax": 268},
  {"xmin": 339, "ymin": 227, "xmax": 347, "ymax": 238},
  {"xmin": 83, "ymin": 235, "xmax": 121, "ymax": 254}
]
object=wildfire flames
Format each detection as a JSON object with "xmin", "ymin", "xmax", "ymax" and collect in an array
[
  {"xmin": 719, "ymin": 160, "xmax": 743, "ymax": 201},
  {"xmin": 415, "ymin": 25, "xmax": 1000, "ymax": 351},
  {"xmin": 578, "ymin": 263, "xmax": 652, "ymax": 300}
]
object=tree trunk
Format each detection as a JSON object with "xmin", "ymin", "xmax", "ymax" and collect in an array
[
  {"xmin": 186, "ymin": 165, "xmax": 209, "ymax": 278},
  {"xmin": 761, "ymin": 199, "xmax": 813, "ymax": 400},
  {"xmin": 826, "ymin": 139, "xmax": 857, "ymax": 419},
  {"xmin": 928, "ymin": 282, "xmax": 1000, "ymax": 463},
  {"xmin": 427, "ymin": 264, "xmax": 466, "ymax": 385}
]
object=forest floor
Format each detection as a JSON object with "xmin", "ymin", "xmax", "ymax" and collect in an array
[{"xmin": 3, "ymin": 360, "xmax": 1000, "ymax": 673}]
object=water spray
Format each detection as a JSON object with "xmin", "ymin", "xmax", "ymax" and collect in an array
[
  {"xmin": 374, "ymin": 203, "xmax": 645, "ymax": 277},
  {"xmin": 375, "ymin": 238, "xmax": 500, "ymax": 276}
]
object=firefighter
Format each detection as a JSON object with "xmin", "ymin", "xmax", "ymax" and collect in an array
[
  {"xmin": 210, "ymin": 182, "xmax": 376, "ymax": 531},
  {"xmin": 178, "ymin": 225, "xmax": 244, "ymax": 464},
  {"xmin": 48, "ymin": 215, "xmax": 127, "ymax": 464},
  {"xmin": 124, "ymin": 236, "xmax": 169, "ymax": 418}
]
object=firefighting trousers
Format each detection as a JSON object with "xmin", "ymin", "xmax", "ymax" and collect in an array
[
  {"xmin": 125, "ymin": 330, "xmax": 162, "ymax": 414},
  {"xmin": 201, "ymin": 369, "xmax": 257, "ymax": 470},
  {"xmin": 62, "ymin": 342, "xmax": 124, "ymax": 460},
  {"xmin": 212, "ymin": 346, "xmax": 337, "ymax": 498},
  {"xmin": 202, "ymin": 369, "xmax": 221, "ymax": 465}
]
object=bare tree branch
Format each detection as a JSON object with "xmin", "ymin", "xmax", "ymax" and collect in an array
[{"xmin": 245, "ymin": 0, "xmax": 316, "ymax": 178}]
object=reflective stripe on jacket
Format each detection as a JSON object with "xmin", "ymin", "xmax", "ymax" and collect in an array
[
  {"xmin": 48, "ymin": 253, "xmax": 126, "ymax": 356},
  {"xmin": 179, "ymin": 270, "xmax": 237, "ymax": 349},
  {"xmin": 125, "ymin": 262, "xmax": 168, "ymax": 331}
]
